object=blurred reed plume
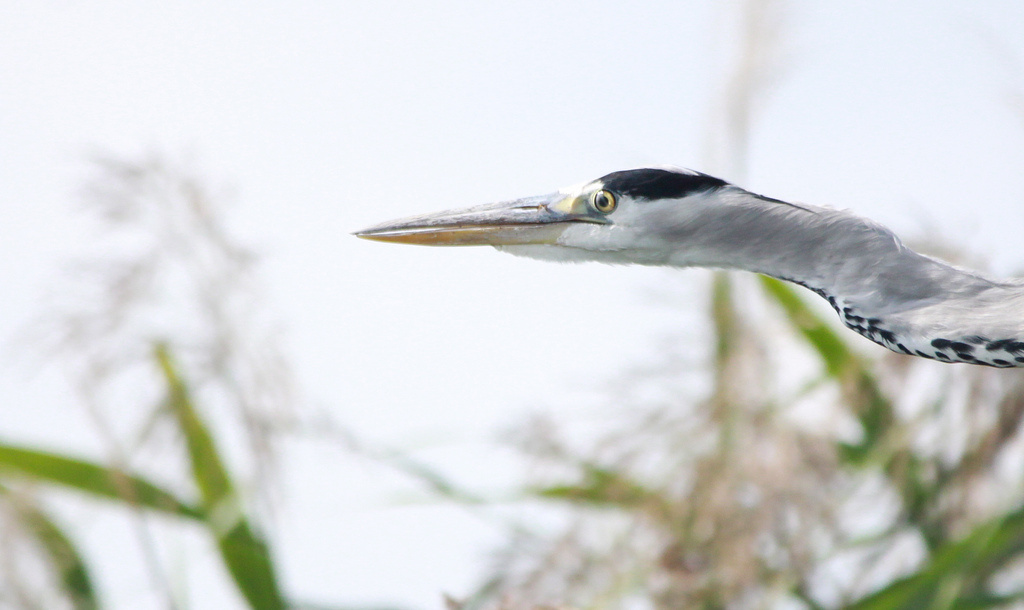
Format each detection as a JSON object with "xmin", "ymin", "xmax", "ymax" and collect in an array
[{"xmin": 53, "ymin": 154, "xmax": 295, "ymax": 491}]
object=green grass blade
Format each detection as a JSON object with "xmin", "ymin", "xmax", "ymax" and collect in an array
[
  {"xmin": 758, "ymin": 275, "xmax": 855, "ymax": 376},
  {"xmin": 155, "ymin": 346, "xmax": 231, "ymax": 505},
  {"xmin": 757, "ymin": 275, "xmax": 953, "ymax": 544},
  {"xmin": 0, "ymin": 482, "xmax": 98, "ymax": 609},
  {"xmin": 154, "ymin": 343, "xmax": 285, "ymax": 610},
  {"xmin": 379, "ymin": 451, "xmax": 484, "ymax": 505},
  {"xmin": 953, "ymin": 591, "xmax": 1024, "ymax": 609},
  {"xmin": 0, "ymin": 442, "xmax": 203, "ymax": 520},
  {"xmin": 848, "ymin": 507, "xmax": 1024, "ymax": 609},
  {"xmin": 532, "ymin": 462, "xmax": 670, "ymax": 516},
  {"xmin": 711, "ymin": 272, "xmax": 740, "ymax": 371},
  {"xmin": 758, "ymin": 276, "xmax": 897, "ymax": 460},
  {"xmin": 218, "ymin": 520, "xmax": 287, "ymax": 610}
]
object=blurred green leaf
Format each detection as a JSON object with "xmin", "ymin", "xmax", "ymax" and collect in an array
[
  {"xmin": 380, "ymin": 451, "xmax": 484, "ymax": 505},
  {"xmin": 953, "ymin": 591, "xmax": 1024, "ymax": 609},
  {"xmin": 155, "ymin": 343, "xmax": 286, "ymax": 610},
  {"xmin": 709, "ymin": 272, "xmax": 744, "ymax": 449},
  {"xmin": 533, "ymin": 462, "xmax": 669, "ymax": 515},
  {"xmin": 711, "ymin": 272, "xmax": 740, "ymax": 372},
  {"xmin": 758, "ymin": 275, "xmax": 855, "ymax": 376},
  {"xmin": 759, "ymin": 275, "xmax": 951, "ymax": 550},
  {"xmin": 290, "ymin": 604, "xmax": 410, "ymax": 610},
  {"xmin": 0, "ymin": 482, "xmax": 98, "ymax": 609},
  {"xmin": 218, "ymin": 521, "xmax": 287, "ymax": 610},
  {"xmin": 758, "ymin": 276, "xmax": 897, "ymax": 461},
  {"xmin": 848, "ymin": 506, "xmax": 1024, "ymax": 609},
  {"xmin": 0, "ymin": 442, "xmax": 202, "ymax": 520}
]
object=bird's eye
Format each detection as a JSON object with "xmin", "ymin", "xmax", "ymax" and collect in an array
[{"xmin": 591, "ymin": 190, "xmax": 617, "ymax": 214}]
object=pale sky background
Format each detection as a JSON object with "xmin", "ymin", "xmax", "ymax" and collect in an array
[{"xmin": 3, "ymin": 1, "xmax": 1024, "ymax": 608}]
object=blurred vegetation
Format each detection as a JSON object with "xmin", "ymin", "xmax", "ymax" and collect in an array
[
  {"xmin": 0, "ymin": 156, "xmax": 291, "ymax": 609},
  {"xmin": 449, "ymin": 272, "xmax": 1024, "ymax": 609},
  {"xmin": 5, "ymin": 1, "xmax": 1024, "ymax": 610},
  {"xmin": 5, "ymin": 157, "xmax": 1023, "ymax": 610},
  {"xmin": 450, "ymin": 0, "xmax": 1024, "ymax": 608}
]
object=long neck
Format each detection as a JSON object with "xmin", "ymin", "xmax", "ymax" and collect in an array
[{"xmin": 668, "ymin": 189, "xmax": 1024, "ymax": 366}]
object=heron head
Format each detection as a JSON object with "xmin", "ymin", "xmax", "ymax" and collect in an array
[{"xmin": 354, "ymin": 168, "xmax": 732, "ymax": 265}]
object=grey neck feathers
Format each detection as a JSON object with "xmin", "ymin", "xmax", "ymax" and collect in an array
[{"xmin": 662, "ymin": 188, "xmax": 1024, "ymax": 366}]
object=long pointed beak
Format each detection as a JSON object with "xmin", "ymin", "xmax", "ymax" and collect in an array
[{"xmin": 354, "ymin": 193, "xmax": 600, "ymax": 246}]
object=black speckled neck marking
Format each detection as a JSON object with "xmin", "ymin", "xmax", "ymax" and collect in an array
[
  {"xmin": 930, "ymin": 337, "xmax": 1024, "ymax": 368},
  {"xmin": 782, "ymin": 278, "xmax": 1022, "ymax": 367}
]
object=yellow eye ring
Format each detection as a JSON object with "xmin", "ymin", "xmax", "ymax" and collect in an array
[{"xmin": 591, "ymin": 190, "xmax": 617, "ymax": 214}]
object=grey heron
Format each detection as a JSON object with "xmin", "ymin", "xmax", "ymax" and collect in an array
[{"xmin": 355, "ymin": 168, "xmax": 1024, "ymax": 367}]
